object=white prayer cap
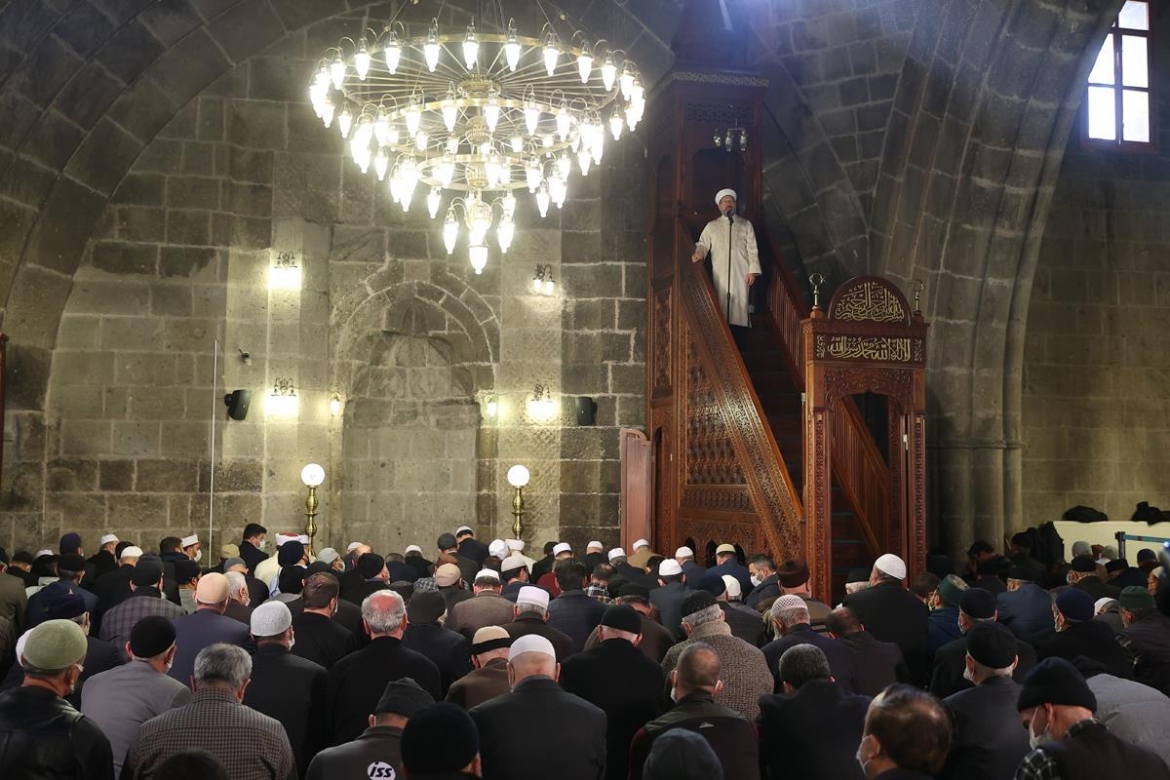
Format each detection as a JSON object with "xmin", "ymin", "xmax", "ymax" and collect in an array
[
  {"xmin": 297, "ymin": 535, "xmax": 309, "ymax": 545},
  {"xmin": 456, "ymin": 525, "xmax": 474, "ymax": 536},
  {"xmin": 721, "ymin": 575, "xmax": 741, "ymax": 599},
  {"xmin": 180, "ymin": 534, "xmax": 199, "ymax": 548},
  {"xmin": 633, "ymin": 539, "xmax": 650, "ymax": 550},
  {"xmin": 476, "ymin": 569, "xmax": 501, "ymax": 583},
  {"xmin": 509, "ymin": 634, "xmax": 556, "ymax": 661},
  {"xmin": 874, "ymin": 553, "xmax": 907, "ymax": 580},
  {"xmin": 405, "ymin": 545, "xmax": 422, "ymax": 555},
  {"xmin": 608, "ymin": 548, "xmax": 627, "ymax": 562},
  {"xmin": 317, "ymin": 548, "xmax": 340, "ymax": 565},
  {"xmin": 516, "ymin": 586, "xmax": 550, "ymax": 610},
  {"xmin": 347, "ymin": 542, "xmax": 366, "ymax": 553},
  {"xmin": 251, "ymin": 601, "xmax": 292, "ymax": 637},
  {"xmin": 276, "ymin": 533, "xmax": 300, "ymax": 547},
  {"xmin": 553, "ymin": 542, "xmax": 572, "ymax": 556},
  {"xmin": 119, "ymin": 546, "xmax": 144, "ymax": 560},
  {"xmin": 99, "ymin": 534, "xmax": 119, "ymax": 546},
  {"xmin": 501, "ymin": 555, "xmax": 527, "ymax": 574},
  {"xmin": 35, "ymin": 549, "xmax": 53, "ymax": 559},
  {"xmin": 506, "ymin": 539, "xmax": 526, "ymax": 552},
  {"xmin": 772, "ymin": 594, "xmax": 807, "ymax": 614},
  {"xmin": 1095, "ymin": 558, "xmax": 1110, "ymax": 567},
  {"xmin": 675, "ymin": 546, "xmax": 694, "ymax": 559},
  {"xmin": 587, "ymin": 541, "xmax": 604, "ymax": 551},
  {"xmin": 659, "ymin": 560, "xmax": 683, "ymax": 577},
  {"xmin": 15, "ymin": 629, "xmax": 31, "ymax": 666},
  {"xmin": 714, "ymin": 188, "xmax": 737, "ymax": 206},
  {"xmin": 489, "ymin": 540, "xmax": 509, "ymax": 559},
  {"xmin": 1094, "ymin": 597, "xmax": 1116, "ymax": 615}
]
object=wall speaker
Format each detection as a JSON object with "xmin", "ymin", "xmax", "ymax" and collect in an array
[
  {"xmin": 575, "ymin": 396, "xmax": 597, "ymax": 426},
  {"xmin": 223, "ymin": 390, "xmax": 252, "ymax": 421}
]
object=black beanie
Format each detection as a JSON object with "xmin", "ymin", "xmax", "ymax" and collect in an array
[
  {"xmin": 401, "ymin": 702, "xmax": 480, "ymax": 774},
  {"xmin": 130, "ymin": 615, "xmax": 177, "ymax": 658},
  {"xmin": 644, "ymin": 728, "xmax": 724, "ymax": 780},
  {"xmin": 1017, "ymin": 657, "xmax": 1097, "ymax": 713},
  {"xmin": 358, "ymin": 553, "xmax": 386, "ymax": 580}
]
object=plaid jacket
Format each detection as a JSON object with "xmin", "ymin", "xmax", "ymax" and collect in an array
[
  {"xmin": 98, "ymin": 589, "xmax": 183, "ymax": 651},
  {"xmin": 123, "ymin": 688, "xmax": 295, "ymax": 780}
]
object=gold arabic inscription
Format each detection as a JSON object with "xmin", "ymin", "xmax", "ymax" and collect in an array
[{"xmin": 832, "ymin": 281, "xmax": 907, "ymax": 323}]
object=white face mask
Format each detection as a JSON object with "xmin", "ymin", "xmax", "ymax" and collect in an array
[
  {"xmin": 1028, "ymin": 710, "xmax": 1050, "ymax": 750},
  {"xmin": 962, "ymin": 664, "xmax": 975, "ymax": 686},
  {"xmin": 193, "ymin": 550, "xmax": 202, "ymax": 563},
  {"xmin": 258, "ymin": 540, "xmax": 269, "ymax": 551},
  {"xmin": 856, "ymin": 734, "xmax": 873, "ymax": 777},
  {"xmin": 750, "ymin": 575, "xmax": 762, "ymax": 588}
]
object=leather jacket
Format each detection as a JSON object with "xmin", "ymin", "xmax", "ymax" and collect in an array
[{"xmin": 0, "ymin": 686, "xmax": 113, "ymax": 779}]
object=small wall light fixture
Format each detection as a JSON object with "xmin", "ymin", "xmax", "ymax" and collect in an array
[
  {"xmin": 269, "ymin": 250, "xmax": 302, "ymax": 290},
  {"xmin": 526, "ymin": 383, "xmax": 556, "ymax": 420},
  {"xmin": 532, "ymin": 264, "xmax": 555, "ymax": 295},
  {"xmin": 485, "ymin": 394, "xmax": 498, "ymax": 418},
  {"xmin": 329, "ymin": 392, "xmax": 343, "ymax": 417},
  {"xmin": 266, "ymin": 377, "xmax": 299, "ymax": 417}
]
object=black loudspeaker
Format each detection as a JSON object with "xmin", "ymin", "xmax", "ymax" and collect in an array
[
  {"xmin": 223, "ymin": 390, "xmax": 252, "ymax": 421},
  {"xmin": 575, "ymin": 396, "xmax": 597, "ymax": 426}
]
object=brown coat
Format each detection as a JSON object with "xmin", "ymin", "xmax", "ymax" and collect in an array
[
  {"xmin": 444, "ymin": 657, "xmax": 511, "ymax": 710},
  {"xmin": 583, "ymin": 612, "xmax": 676, "ymax": 663},
  {"xmin": 446, "ymin": 591, "xmax": 515, "ymax": 643}
]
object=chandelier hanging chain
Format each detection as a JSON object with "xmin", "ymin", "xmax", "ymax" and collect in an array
[{"xmin": 308, "ymin": 3, "xmax": 644, "ymax": 275}]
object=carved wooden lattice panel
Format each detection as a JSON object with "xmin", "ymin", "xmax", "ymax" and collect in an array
[
  {"xmin": 652, "ymin": 286, "xmax": 673, "ymax": 398},
  {"xmin": 684, "ymin": 333, "xmax": 747, "ymax": 488}
]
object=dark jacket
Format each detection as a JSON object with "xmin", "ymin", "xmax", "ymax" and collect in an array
[
  {"xmin": 929, "ymin": 634, "xmax": 1037, "ymax": 698},
  {"xmin": 561, "ymin": 639, "xmax": 666, "ymax": 780},
  {"xmin": 762, "ymin": 623, "xmax": 858, "ymax": 693},
  {"xmin": 291, "ymin": 611, "xmax": 355, "ymax": 670},
  {"xmin": 757, "ymin": 679, "xmax": 869, "ymax": 780},
  {"xmin": 1119, "ymin": 610, "xmax": 1170, "ymax": 696},
  {"xmin": 1074, "ymin": 576, "xmax": 1121, "ymax": 601},
  {"xmin": 401, "ymin": 622, "xmax": 472, "ymax": 696},
  {"xmin": 682, "ymin": 560, "xmax": 706, "ymax": 585},
  {"xmin": 242, "ymin": 644, "xmax": 328, "ymax": 777},
  {"xmin": 721, "ymin": 602, "xmax": 765, "ymax": 646},
  {"xmin": 470, "ymin": 676, "xmax": 607, "ymax": 780},
  {"xmin": 0, "ymin": 685, "xmax": 114, "ymax": 780},
  {"xmin": 239, "ymin": 541, "xmax": 268, "ymax": 576},
  {"xmin": 94, "ymin": 565, "xmax": 135, "ymax": 615},
  {"xmin": 548, "ymin": 589, "xmax": 607, "ymax": 654},
  {"xmin": 340, "ymin": 579, "xmax": 389, "ymax": 606},
  {"xmin": 445, "ymin": 657, "xmax": 511, "ymax": 709},
  {"xmin": 583, "ymin": 611, "xmax": 676, "ymax": 663},
  {"xmin": 940, "ymin": 676, "xmax": 1030, "ymax": 780},
  {"xmin": 705, "ymin": 559, "xmax": 753, "ymax": 597},
  {"xmin": 458, "ymin": 538, "xmax": 490, "ymax": 566},
  {"xmin": 1036, "ymin": 719, "xmax": 1170, "ymax": 778},
  {"xmin": 326, "ymin": 636, "xmax": 441, "ymax": 745},
  {"xmin": 305, "ymin": 724, "xmax": 404, "ymax": 780},
  {"xmin": 839, "ymin": 631, "xmax": 911, "ymax": 697},
  {"xmin": 745, "ymin": 575, "xmax": 780, "ymax": 610},
  {"xmin": 71, "ymin": 636, "xmax": 125, "ymax": 708},
  {"xmin": 928, "ymin": 607, "xmax": 963, "ymax": 656},
  {"xmin": 629, "ymin": 692, "xmax": 759, "ymax": 780},
  {"xmin": 841, "ymin": 581, "xmax": 930, "ymax": 683},
  {"xmin": 1036, "ymin": 620, "xmax": 1133, "ymax": 680},
  {"xmin": 27, "ymin": 580, "xmax": 99, "ymax": 629},
  {"xmin": 167, "ymin": 608, "xmax": 252, "ymax": 685},
  {"xmin": 502, "ymin": 614, "xmax": 574, "ymax": 662},
  {"xmin": 997, "ymin": 584, "xmax": 1054, "ymax": 642},
  {"xmin": 649, "ymin": 581, "xmax": 694, "ymax": 640},
  {"xmin": 222, "ymin": 601, "xmax": 253, "ymax": 626}
]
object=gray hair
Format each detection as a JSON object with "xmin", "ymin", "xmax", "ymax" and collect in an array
[
  {"xmin": 225, "ymin": 571, "xmax": 248, "ymax": 600},
  {"xmin": 778, "ymin": 644, "xmax": 830, "ymax": 688},
  {"xmin": 683, "ymin": 604, "xmax": 723, "ymax": 628},
  {"xmin": 610, "ymin": 555, "xmax": 628, "ymax": 566},
  {"xmin": 193, "ymin": 643, "xmax": 252, "ymax": 688},
  {"xmin": 968, "ymin": 656, "xmax": 1014, "ymax": 679},
  {"xmin": 362, "ymin": 590, "xmax": 406, "ymax": 634},
  {"xmin": 515, "ymin": 602, "xmax": 548, "ymax": 619}
]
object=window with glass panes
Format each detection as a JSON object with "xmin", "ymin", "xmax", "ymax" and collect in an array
[{"xmin": 1085, "ymin": 0, "xmax": 1155, "ymax": 150}]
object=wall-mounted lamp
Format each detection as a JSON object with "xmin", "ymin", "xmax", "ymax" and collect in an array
[
  {"xmin": 329, "ymin": 392, "xmax": 343, "ymax": 417},
  {"xmin": 236, "ymin": 345, "xmax": 252, "ymax": 365},
  {"xmin": 484, "ymin": 394, "xmax": 498, "ymax": 418},
  {"xmin": 269, "ymin": 250, "xmax": 302, "ymax": 290},
  {"xmin": 713, "ymin": 124, "xmax": 747, "ymax": 152},
  {"xmin": 532, "ymin": 264, "xmax": 555, "ymax": 295},
  {"xmin": 267, "ymin": 377, "xmax": 299, "ymax": 417},
  {"xmin": 526, "ymin": 383, "xmax": 557, "ymax": 420},
  {"xmin": 506, "ymin": 464, "xmax": 530, "ymax": 540},
  {"xmin": 300, "ymin": 462, "xmax": 325, "ymax": 555}
]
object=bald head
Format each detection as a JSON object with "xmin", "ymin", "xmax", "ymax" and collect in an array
[{"xmin": 674, "ymin": 642, "xmax": 721, "ymax": 697}]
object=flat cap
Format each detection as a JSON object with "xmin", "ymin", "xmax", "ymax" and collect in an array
[
  {"xmin": 434, "ymin": 563, "xmax": 461, "ymax": 587},
  {"xmin": 716, "ymin": 543, "xmax": 737, "ymax": 555}
]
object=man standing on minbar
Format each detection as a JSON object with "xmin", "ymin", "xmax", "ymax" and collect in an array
[{"xmin": 691, "ymin": 188, "xmax": 761, "ymax": 347}]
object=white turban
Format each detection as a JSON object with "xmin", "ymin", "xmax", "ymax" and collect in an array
[{"xmin": 714, "ymin": 188, "xmax": 737, "ymax": 206}]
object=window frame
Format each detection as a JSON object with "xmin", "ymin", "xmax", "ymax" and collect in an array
[{"xmin": 1081, "ymin": 0, "xmax": 1159, "ymax": 154}]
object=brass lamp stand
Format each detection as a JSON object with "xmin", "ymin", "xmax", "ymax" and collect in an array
[{"xmin": 300, "ymin": 463, "xmax": 325, "ymax": 556}]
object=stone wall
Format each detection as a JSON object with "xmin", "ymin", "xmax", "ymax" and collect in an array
[{"xmin": 1021, "ymin": 6, "xmax": 1170, "ymax": 524}]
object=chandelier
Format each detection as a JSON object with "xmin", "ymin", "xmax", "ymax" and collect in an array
[{"xmin": 308, "ymin": 7, "xmax": 645, "ymax": 274}]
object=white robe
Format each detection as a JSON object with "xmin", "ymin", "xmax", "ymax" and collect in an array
[{"xmin": 695, "ymin": 214, "xmax": 761, "ymax": 327}]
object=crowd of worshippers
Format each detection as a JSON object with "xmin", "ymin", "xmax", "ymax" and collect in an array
[{"xmin": 1, "ymin": 519, "xmax": 1170, "ymax": 780}]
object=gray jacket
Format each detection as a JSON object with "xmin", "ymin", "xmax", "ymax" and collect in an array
[
  {"xmin": 80, "ymin": 660, "xmax": 191, "ymax": 776},
  {"xmin": 1087, "ymin": 673, "xmax": 1170, "ymax": 768}
]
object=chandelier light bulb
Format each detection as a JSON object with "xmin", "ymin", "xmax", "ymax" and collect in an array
[
  {"xmin": 427, "ymin": 186, "xmax": 442, "ymax": 219},
  {"xmin": 374, "ymin": 109, "xmax": 390, "ymax": 145},
  {"xmin": 556, "ymin": 110, "xmax": 571, "ymax": 141},
  {"xmin": 502, "ymin": 192, "xmax": 517, "ymax": 218},
  {"xmin": 469, "ymin": 244, "xmax": 489, "ymax": 274},
  {"xmin": 524, "ymin": 96, "xmax": 540, "ymax": 136},
  {"xmin": 601, "ymin": 53, "xmax": 617, "ymax": 91},
  {"xmin": 442, "ymin": 86, "xmax": 458, "ymax": 133},
  {"xmin": 542, "ymin": 35, "xmax": 559, "ymax": 77},
  {"xmin": 497, "ymin": 216, "xmax": 514, "ymax": 253},
  {"xmin": 620, "ymin": 65, "xmax": 635, "ymax": 100},
  {"xmin": 484, "ymin": 95, "xmax": 501, "ymax": 134},
  {"xmin": 384, "ymin": 36, "xmax": 401, "ymax": 74},
  {"xmin": 405, "ymin": 98, "xmax": 421, "ymax": 137},
  {"xmin": 549, "ymin": 174, "xmax": 566, "ymax": 208},
  {"xmin": 556, "ymin": 151, "xmax": 571, "ymax": 179},
  {"xmin": 424, "ymin": 22, "xmax": 440, "ymax": 72},
  {"xmin": 446, "ymin": 136, "xmax": 459, "ymax": 155},
  {"xmin": 577, "ymin": 45, "xmax": 593, "ymax": 84},
  {"xmin": 536, "ymin": 183, "xmax": 551, "ymax": 217},
  {"xmin": 542, "ymin": 133, "xmax": 554, "ymax": 148},
  {"xmin": 462, "ymin": 24, "xmax": 479, "ymax": 69},
  {"xmin": 321, "ymin": 99, "xmax": 335, "ymax": 128},
  {"xmin": 506, "ymin": 464, "xmax": 530, "ymax": 488},
  {"xmin": 355, "ymin": 39, "xmax": 371, "ymax": 80},
  {"xmin": 485, "ymin": 154, "xmax": 501, "ymax": 188},
  {"xmin": 609, "ymin": 112, "xmax": 624, "ymax": 140},
  {"xmin": 337, "ymin": 106, "xmax": 353, "ymax": 138},
  {"xmin": 525, "ymin": 159, "xmax": 542, "ymax": 192},
  {"xmin": 632, "ymin": 79, "xmax": 645, "ymax": 104},
  {"xmin": 591, "ymin": 133, "xmax": 604, "ymax": 165},
  {"xmin": 415, "ymin": 130, "xmax": 428, "ymax": 152},
  {"xmin": 510, "ymin": 134, "xmax": 524, "ymax": 153},
  {"xmin": 330, "ymin": 54, "xmax": 345, "ymax": 89},
  {"xmin": 577, "ymin": 148, "xmax": 592, "ymax": 176},
  {"xmin": 374, "ymin": 148, "xmax": 389, "ymax": 181},
  {"xmin": 505, "ymin": 22, "xmax": 521, "ymax": 71},
  {"xmin": 437, "ymin": 156, "xmax": 455, "ymax": 187},
  {"xmin": 443, "ymin": 209, "xmax": 459, "ymax": 254}
]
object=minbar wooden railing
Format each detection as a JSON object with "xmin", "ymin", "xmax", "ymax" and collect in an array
[{"xmin": 757, "ymin": 229, "xmax": 887, "ymax": 557}]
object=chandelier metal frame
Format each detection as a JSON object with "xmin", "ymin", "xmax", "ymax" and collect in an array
[{"xmin": 308, "ymin": 4, "xmax": 645, "ymax": 274}]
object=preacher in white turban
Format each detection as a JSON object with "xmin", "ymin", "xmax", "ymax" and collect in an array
[{"xmin": 692, "ymin": 188, "xmax": 761, "ymax": 328}]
